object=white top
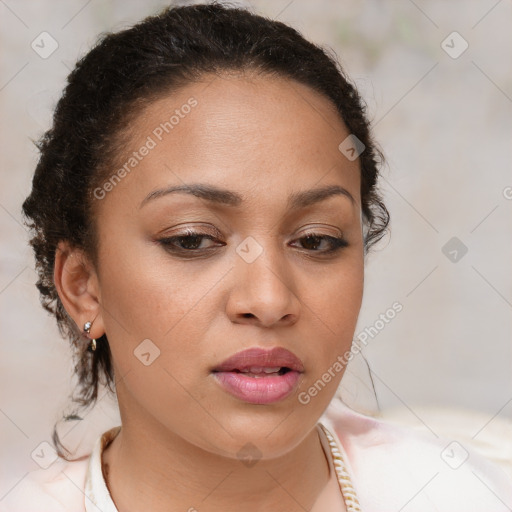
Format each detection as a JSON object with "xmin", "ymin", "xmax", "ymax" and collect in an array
[
  {"xmin": 2, "ymin": 399, "xmax": 511, "ymax": 511},
  {"xmin": 83, "ymin": 425, "xmax": 119, "ymax": 512}
]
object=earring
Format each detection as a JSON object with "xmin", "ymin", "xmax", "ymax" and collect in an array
[{"xmin": 84, "ymin": 321, "xmax": 97, "ymax": 352}]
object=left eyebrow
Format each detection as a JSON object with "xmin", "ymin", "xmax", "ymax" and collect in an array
[
  {"xmin": 287, "ymin": 184, "xmax": 356, "ymax": 210},
  {"xmin": 139, "ymin": 183, "xmax": 356, "ymax": 210}
]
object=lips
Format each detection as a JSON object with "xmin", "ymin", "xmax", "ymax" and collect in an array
[
  {"xmin": 211, "ymin": 347, "xmax": 304, "ymax": 404},
  {"xmin": 212, "ymin": 347, "xmax": 305, "ymax": 373}
]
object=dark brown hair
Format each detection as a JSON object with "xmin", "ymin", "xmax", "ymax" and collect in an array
[{"xmin": 22, "ymin": 2, "xmax": 389, "ymax": 460}]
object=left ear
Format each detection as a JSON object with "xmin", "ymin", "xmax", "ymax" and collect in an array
[{"xmin": 53, "ymin": 240, "xmax": 105, "ymax": 339}]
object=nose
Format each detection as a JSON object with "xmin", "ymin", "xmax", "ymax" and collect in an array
[{"xmin": 225, "ymin": 241, "xmax": 301, "ymax": 328}]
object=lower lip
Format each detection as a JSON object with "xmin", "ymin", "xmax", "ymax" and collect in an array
[{"xmin": 213, "ymin": 371, "xmax": 301, "ymax": 404}]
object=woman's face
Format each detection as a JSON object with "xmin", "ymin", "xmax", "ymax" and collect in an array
[{"xmin": 91, "ymin": 73, "xmax": 364, "ymax": 459}]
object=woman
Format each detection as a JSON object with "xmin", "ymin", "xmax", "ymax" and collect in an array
[{"xmin": 6, "ymin": 3, "xmax": 511, "ymax": 511}]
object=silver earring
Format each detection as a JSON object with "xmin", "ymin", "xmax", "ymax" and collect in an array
[{"xmin": 84, "ymin": 321, "xmax": 97, "ymax": 352}]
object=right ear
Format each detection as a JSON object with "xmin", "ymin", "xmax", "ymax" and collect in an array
[{"xmin": 53, "ymin": 241, "xmax": 105, "ymax": 340}]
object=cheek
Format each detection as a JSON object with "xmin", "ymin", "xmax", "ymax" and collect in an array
[
  {"xmin": 329, "ymin": 269, "xmax": 364, "ymax": 338},
  {"xmin": 96, "ymin": 235, "xmax": 224, "ymax": 378},
  {"xmin": 300, "ymin": 255, "xmax": 364, "ymax": 382},
  {"xmin": 97, "ymin": 256, "xmax": 176, "ymax": 340},
  {"xmin": 96, "ymin": 226, "xmax": 189, "ymax": 335},
  {"xmin": 293, "ymin": 269, "xmax": 363, "ymax": 427},
  {"xmin": 305, "ymin": 253, "xmax": 364, "ymax": 335},
  {"xmin": 96, "ymin": 247, "xmax": 215, "ymax": 424}
]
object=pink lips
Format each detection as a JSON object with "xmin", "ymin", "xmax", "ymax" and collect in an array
[{"xmin": 212, "ymin": 347, "xmax": 304, "ymax": 404}]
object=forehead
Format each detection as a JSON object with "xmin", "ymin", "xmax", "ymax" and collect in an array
[{"xmin": 97, "ymin": 72, "xmax": 361, "ymax": 211}]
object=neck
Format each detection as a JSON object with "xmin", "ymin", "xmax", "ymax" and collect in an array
[{"xmin": 102, "ymin": 404, "xmax": 331, "ymax": 512}]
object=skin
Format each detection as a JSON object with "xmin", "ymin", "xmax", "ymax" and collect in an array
[{"xmin": 54, "ymin": 72, "xmax": 364, "ymax": 511}]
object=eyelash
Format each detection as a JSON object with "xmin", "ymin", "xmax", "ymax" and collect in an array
[{"xmin": 157, "ymin": 231, "xmax": 349, "ymax": 256}]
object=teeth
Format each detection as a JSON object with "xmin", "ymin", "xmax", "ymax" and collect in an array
[{"xmin": 239, "ymin": 366, "xmax": 282, "ymax": 374}]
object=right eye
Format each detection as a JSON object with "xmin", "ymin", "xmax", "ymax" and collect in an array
[{"xmin": 158, "ymin": 231, "xmax": 225, "ymax": 253}]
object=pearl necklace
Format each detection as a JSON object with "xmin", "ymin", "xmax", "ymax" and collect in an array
[{"xmin": 318, "ymin": 423, "xmax": 362, "ymax": 511}]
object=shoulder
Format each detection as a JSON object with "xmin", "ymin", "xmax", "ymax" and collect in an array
[
  {"xmin": 321, "ymin": 399, "xmax": 512, "ymax": 512},
  {"xmin": 0, "ymin": 455, "xmax": 90, "ymax": 512}
]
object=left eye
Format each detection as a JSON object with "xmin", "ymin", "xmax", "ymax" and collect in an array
[{"xmin": 290, "ymin": 234, "xmax": 348, "ymax": 253}]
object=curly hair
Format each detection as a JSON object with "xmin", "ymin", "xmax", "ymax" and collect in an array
[{"xmin": 21, "ymin": 1, "xmax": 389, "ymax": 459}]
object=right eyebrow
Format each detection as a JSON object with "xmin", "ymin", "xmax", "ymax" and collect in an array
[{"xmin": 139, "ymin": 184, "xmax": 242, "ymax": 209}]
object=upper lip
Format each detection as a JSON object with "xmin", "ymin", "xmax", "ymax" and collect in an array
[{"xmin": 212, "ymin": 347, "xmax": 304, "ymax": 372}]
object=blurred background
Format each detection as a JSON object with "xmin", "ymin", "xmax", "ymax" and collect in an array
[{"xmin": 1, "ymin": 0, "xmax": 511, "ymax": 493}]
